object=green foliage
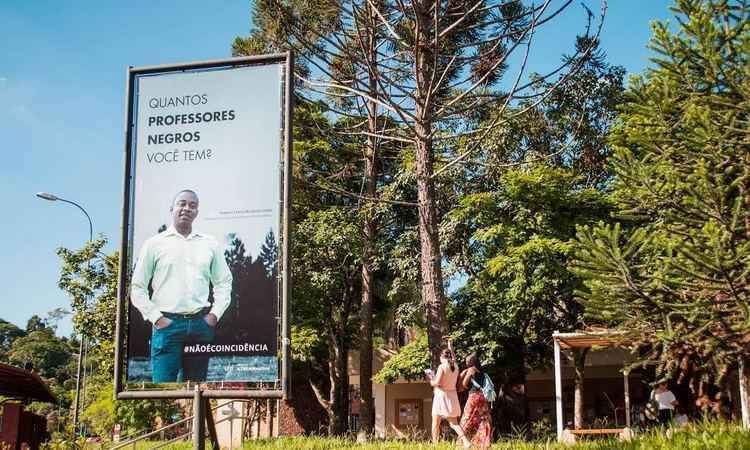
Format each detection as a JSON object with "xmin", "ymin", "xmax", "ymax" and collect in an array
[
  {"xmin": 572, "ymin": 0, "xmax": 750, "ymax": 382},
  {"xmin": 0, "ymin": 318, "xmax": 25, "ymax": 357},
  {"xmin": 39, "ymin": 436, "xmax": 88, "ymax": 450},
  {"xmin": 81, "ymin": 384, "xmax": 116, "ymax": 438},
  {"xmin": 292, "ymin": 207, "xmax": 364, "ymax": 432},
  {"xmin": 6, "ymin": 326, "xmax": 75, "ymax": 430},
  {"xmin": 57, "ymin": 237, "xmax": 119, "ymax": 352},
  {"xmin": 7, "ymin": 328, "xmax": 73, "ymax": 379},
  {"xmin": 293, "ymin": 207, "xmax": 362, "ymax": 335},
  {"xmin": 374, "ymin": 335, "xmax": 429, "ymax": 384},
  {"xmin": 54, "ymin": 237, "xmax": 187, "ymax": 438},
  {"xmin": 79, "ymin": 374, "xmax": 182, "ymax": 439},
  {"xmin": 26, "ymin": 315, "xmax": 47, "ymax": 332},
  {"xmin": 444, "ymin": 165, "xmax": 613, "ymax": 372},
  {"xmin": 290, "ymin": 325, "xmax": 325, "ymax": 363},
  {"xmin": 113, "ymin": 396, "xmax": 182, "ymax": 438},
  {"xmin": 438, "ymin": 39, "xmax": 623, "ymax": 386}
]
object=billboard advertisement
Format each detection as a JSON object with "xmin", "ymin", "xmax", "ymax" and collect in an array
[{"xmin": 120, "ymin": 58, "xmax": 287, "ymax": 385}]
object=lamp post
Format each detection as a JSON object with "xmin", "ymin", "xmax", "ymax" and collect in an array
[{"xmin": 36, "ymin": 192, "xmax": 93, "ymax": 438}]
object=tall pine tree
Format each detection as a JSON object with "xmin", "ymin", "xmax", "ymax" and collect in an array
[{"xmin": 573, "ymin": 0, "xmax": 750, "ymax": 415}]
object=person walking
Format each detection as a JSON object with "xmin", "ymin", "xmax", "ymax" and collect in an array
[
  {"xmin": 429, "ymin": 348, "xmax": 471, "ymax": 447},
  {"xmin": 653, "ymin": 382, "xmax": 678, "ymax": 425},
  {"xmin": 459, "ymin": 353, "xmax": 492, "ymax": 448}
]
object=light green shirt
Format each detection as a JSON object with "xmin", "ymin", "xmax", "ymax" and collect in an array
[{"xmin": 130, "ymin": 226, "xmax": 233, "ymax": 324}]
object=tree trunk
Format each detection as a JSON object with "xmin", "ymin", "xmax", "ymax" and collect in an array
[
  {"xmin": 358, "ymin": 168, "xmax": 376, "ymax": 437},
  {"xmin": 415, "ymin": 135, "xmax": 448, "ymax": 369},
  {"xmin": 308, "ymin": 330, "xmax": 351, "ymax": 436},
  {"xmin": 327, "ymin": 335, "xmax": 350, "ymax": 435},
  {"xmin": 413, "ymin": 2, "xmax": 448, "ymax": 369},
  {"xmin": 495, "ymin": 338, "xmax": 528, "ymax": 436},
  {"xmin": 572, "ymin": 348, "xmax": 589, "ymax": 430},
  {"xmin": 357, "ymin": 9, "xmax": 378, "ymax": 435}
]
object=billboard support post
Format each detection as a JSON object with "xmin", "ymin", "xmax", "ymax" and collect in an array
[
  {"xmin": 204, "ymin": 398, "xmax": 219, "ymax": 449},
  {"xmin": 113, "ymin": 65, "xmax": 136, "ymax": 399},
  {"xmin": 281, "ymin": 51, "xmax": 294, "ymax": 401},
  {"xmin": 192, "ymin": 386, "xmax": 205, "ymax": 450}
]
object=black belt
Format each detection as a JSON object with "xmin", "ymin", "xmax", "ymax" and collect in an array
[{"xmin": 161, "ymin": 307, "xmax": 210, "ymax": 320}]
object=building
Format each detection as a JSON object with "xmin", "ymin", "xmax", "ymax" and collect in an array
[
  {"xmin": 366, "ymin": 344, "xmax": 644, "ymax": 439},
  {"xmin": 0, "ymin": 363, "xmax": 55, "ymax": 449}
]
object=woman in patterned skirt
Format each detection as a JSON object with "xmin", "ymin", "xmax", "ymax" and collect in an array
[{"xmin": 459, "ymin": 353, "xmax": 492, "ymax": 448}]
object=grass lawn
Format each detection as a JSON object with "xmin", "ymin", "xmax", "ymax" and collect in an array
[
  {"xmin": 243, "ymin": 421, "xmax": 750, "ymax": 449},
  {"xmin": 57, "ymin": 421, "xmax": 749, "ymax": 449}
]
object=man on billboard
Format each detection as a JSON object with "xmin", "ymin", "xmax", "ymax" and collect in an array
[{"xmin": 130, "ymin": 189, "xmax": 233, "ymax": 382}]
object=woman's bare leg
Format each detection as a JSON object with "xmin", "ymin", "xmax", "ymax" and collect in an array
[{"xmin": 432, "ymin": 415, "xmax": 442, "ymax": 443}]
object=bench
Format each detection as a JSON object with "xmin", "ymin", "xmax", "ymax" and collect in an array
[
  {"xmin": 570, "ymin": 428, "xmax": 624, "ymax": 436},
  {"xmin": 561, "ymin": 428, "xmax": 633, "ymax": 444}
]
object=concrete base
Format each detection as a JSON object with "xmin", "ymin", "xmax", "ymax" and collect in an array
[
  {"xmin": 560, "ymin": 429, "xmax": 576, "ymax": 445},
  {"xmin": 619, "ymin": 427, "xmax": 635, "ymax": 441},
  {"xmin": 215, "ymin": 401, "xmax": 244, "ymax": 449}
]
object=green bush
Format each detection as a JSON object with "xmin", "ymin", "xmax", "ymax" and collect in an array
[{"xmin": 373, "ymin": 335, "xmax": 429, "ymax": 384}]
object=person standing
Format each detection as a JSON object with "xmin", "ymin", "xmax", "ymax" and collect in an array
[
  {"xmin": 429, "ymin": 348, "xmax": 471, "ymax": 448},
  {"xmin": 653, "ymin": 381, "xmax": 678, "ymax": 425},
  {"xmin": 131, "ymin": 189, "xmax": 233, "ymax": 382},
  {"xmin": 459, "ymin": 353, "xmax": 492, "ymax": 448}
]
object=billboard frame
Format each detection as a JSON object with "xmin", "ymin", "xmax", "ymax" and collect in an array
[{"xmin": 114, "ymin": 53, "xmax": 293, "ymax": 400}]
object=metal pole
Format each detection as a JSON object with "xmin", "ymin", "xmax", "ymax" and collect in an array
[
  {"xmin": 554, "ymin": 335, "xmax": 563, "ymax": 440},
  {"xmin": 624, "ymin": 370, "xmax": 631, "ymax": 428},
  {"xmin": 740, "ymin": 359, "xmax": 750, "ymax": 428},
  {"xmin": 65, "ymin": 198, "xmax": 93, "ymax": 438},
  {"xmin": 81, "ymin": 338, "xmax": 92, "ymax": 436},
  {"xmin": 193, "ymin": 386, "xmax": 205, "ymax": 450},
  {"xmin": 39, "ymin": 196, "xmax": 93, "ymax": 437},
  {"xmin": 280, "ymin": 51, "xmax": 294, "ymax": 401},
  {"xmin": 72, "ymin": 336, "xmax": 85, "ymax": 436},
  {"xmin": 266, "ymin": 398, "xmax": 273, "ymax": 437}
]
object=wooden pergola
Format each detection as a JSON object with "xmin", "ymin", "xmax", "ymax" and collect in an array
[
  {"xmin": 553, "ymin": 330, "xmax": 750, "ymax": 441},
  {"xmin": 552, "ymin": 330, "xmax": 631, "ymax": 442}
]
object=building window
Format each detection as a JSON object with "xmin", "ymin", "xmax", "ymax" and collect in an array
[{"xmin": 395, "ymin": 399, "xmax": 423, "ymax": 429}]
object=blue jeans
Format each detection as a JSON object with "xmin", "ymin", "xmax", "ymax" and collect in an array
[{"xmin": 151, "ymin": 315, "xmax": 215, "ymax": 382}]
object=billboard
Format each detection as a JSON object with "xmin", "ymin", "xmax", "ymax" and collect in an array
[{"xmin": 115, "ymin": 55, "xmax": 292, "ymax": 395}]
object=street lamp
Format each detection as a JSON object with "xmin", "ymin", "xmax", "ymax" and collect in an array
[{"xmin": 36, "ymin": 192, "xmax": 93, "ymax": 438}]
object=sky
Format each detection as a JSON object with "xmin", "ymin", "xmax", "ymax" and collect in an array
[{"xmin": 0, "ymin": 0, "xmax": 674, "ymax": 337}]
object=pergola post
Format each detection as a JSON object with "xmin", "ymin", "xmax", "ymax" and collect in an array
[
  {"xmin": 623, "ymin": 370, "xmax": 630, "ymax": 428},
  {"xmin": 554, "ymin": 335, "xmax": 563, "ymax": 440},
  {"xmin": 740, "ymin": 359, "xmax": 750, "ymax": 428}
]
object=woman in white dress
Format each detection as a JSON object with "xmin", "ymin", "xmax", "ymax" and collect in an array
[{"xmin": 429, "ymin": 348, "xmax": 471, "ymax": 447}]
